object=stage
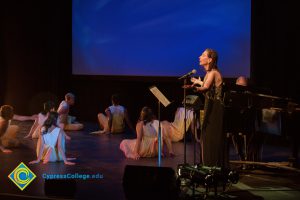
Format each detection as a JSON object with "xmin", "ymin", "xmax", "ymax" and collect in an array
[{"xmin": 1, "ymin": 120, "xmax": 300, "ymax": 200}]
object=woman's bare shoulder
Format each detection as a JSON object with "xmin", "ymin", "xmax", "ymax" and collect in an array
[{"xmin": 136, "ymin": 121, "xmax": 143, "ymax": 126}]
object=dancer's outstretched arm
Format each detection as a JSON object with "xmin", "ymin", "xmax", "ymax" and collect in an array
[{"xmin": 13, "ymin": 114, "xmax": 36, "ymax": 121}]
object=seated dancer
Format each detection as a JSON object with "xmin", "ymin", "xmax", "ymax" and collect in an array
[
  {"xmin": 91, "ymin": 94, "xmax": 134, "ymax": 135},
  {"xmin": 120, "ymin": 107, "xmax": 174, "ymax": 160},
  {"xmin": 0, "ymin": 105, "xmax": 35, "ymax": 153},
  {"xmin": 57, "ymin": 92, "xmax": 84, "ymax": 131},
  {"xmin": 29, "ymin": 112, "xmax": 75, "ymax": 165}
]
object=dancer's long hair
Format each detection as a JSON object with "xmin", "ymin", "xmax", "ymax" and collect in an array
[
  {"xmin": 42, "ymin": 111, "xmax": 58, "ymax": 134},
  {"xmin": 139, "ymin": 107, "xmax": 155, "ymax": 125}
]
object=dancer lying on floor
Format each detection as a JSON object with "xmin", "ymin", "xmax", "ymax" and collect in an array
[
  {"xmin": 0, "ymin": 105, "xmax": 35, "ymax": 153},
  {"xmin": 161, "ymin": 106, "xmax": 195, "ymax": 142},
  {"xmin": 29, "ymin": 112, "xmax": 75, "ymax": 165},
  {"xmin": 120, "ymin": 106, "xmax": 174, "ymax": 160}
]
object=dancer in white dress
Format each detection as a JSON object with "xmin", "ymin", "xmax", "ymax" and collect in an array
[
  {"xmin": 161, "ymin": 107, "xmax": 194, "ymax": 142},
  {"xmin": 29, "ymin": 112, "xmax": 75, "ymax": 165},
  {"xmin": 120, "ymin": 107, "xmax": 174, "ymax": 159}
]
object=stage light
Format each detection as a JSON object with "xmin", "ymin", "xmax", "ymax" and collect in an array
[
  {"xmin": 177, "ymin": 164, "xmax": 239, "ymax": 187},
  {"xmin": 177, "ymin": 164, "xmax": 214, "ymax": 187}
]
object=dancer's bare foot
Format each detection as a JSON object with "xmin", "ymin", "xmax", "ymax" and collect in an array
[
  {"xmin": 90, "ymin": 130, "xmax": 109, "ymax": 135},
  {"xmin": 29, "ymin": 160, "xmax": 40, "ymax": 164},
  {"xmin": 43, "ymin": 160, "xmax": 49, "ymax": 164},
  {"xmin": 1, "ymin": 148, "xmax": 13, "ymax": 153},
  {"xmin": 99, "ymin": 130, "xmax": 110, "ymax": 134},
  {"xmin": 64, "ymin": 161, "xmax": 75, "ymax": 165},
  {"xmin": 67, "ymin": 157, "xmax": 76, "ymax": 161},
  {"xmin": 89, "ymin": 130, "xmax": 101, "ymax": 135}
]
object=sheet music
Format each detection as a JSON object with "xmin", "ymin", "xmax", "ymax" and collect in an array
[{"xmin": 149, "ymin": 86, "xmax": 171, "ymax": 107}]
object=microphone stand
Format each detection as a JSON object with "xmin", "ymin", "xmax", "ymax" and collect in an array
[
  {"xmin": 183, "ymin": 78, "xmax": 188, "ymax": 164},
  {"xmin": 179, "ymin": 72, "xmax": 197, "ymax": 164},
  {"xmin": 158, "ymin": 100, "xmax": 162, "ymax": 167}
]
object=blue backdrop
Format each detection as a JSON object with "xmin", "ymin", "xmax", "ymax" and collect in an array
[{"xmin": 72, "ymin": 0, "xmax": 250, "ymax": 78}]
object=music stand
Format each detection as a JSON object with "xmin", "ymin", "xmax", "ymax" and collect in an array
[{"xmin": 149, "ymin": 86, "xmax": 171, "ymax": 167}]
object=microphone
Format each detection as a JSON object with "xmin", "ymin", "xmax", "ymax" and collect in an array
[{"xmin": 178, "ymin": 69, "xmax": 197, "ymax": 80}]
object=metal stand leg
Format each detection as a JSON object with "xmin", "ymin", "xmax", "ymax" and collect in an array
[{"xmin": 243, "ymin": 134, "xmax": 247, "ymax": 161}]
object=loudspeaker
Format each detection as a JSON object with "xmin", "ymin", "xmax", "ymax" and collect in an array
[
  {"xmin": 44, "ymin": 179, "xmax": 76, "ymax": 197},
  {"xmin": 123, "ymin": 165, "xmax": 179, "ymax": 200}
]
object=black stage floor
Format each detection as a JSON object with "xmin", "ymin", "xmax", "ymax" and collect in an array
[{"xmin": 1, "ymin": 120, "xmax": 300, "ymax": 200}]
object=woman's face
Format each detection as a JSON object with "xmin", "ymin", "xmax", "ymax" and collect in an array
[{"xmin": 199, "ymin": 50, "xmax": 212, "ymax": 71}]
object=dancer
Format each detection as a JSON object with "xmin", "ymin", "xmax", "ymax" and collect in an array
[
  {"xmin": 161, "ymin": 107, "xmax": 194, "ymax": 142},
  {"xmin": 29, "ymin": 112, "xmax": 75, "ymax": 165},
  {"xmin": 120, "ymin": 107, "xmax": 174, "ymax": 160},
  {"xmin": 0, "ymin": 105, "xmax": 18, "ymax": 153},
  {"xmin": 57, "ymin": 92, "xmax": 83, "ymax": 131},
  {"xmin": 0, "ymin": 104, "xmax": 36, "ymax": 153},
  {"xmin": 91, "ymin": 94, "xmax": 134, "ymax": 135}
]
